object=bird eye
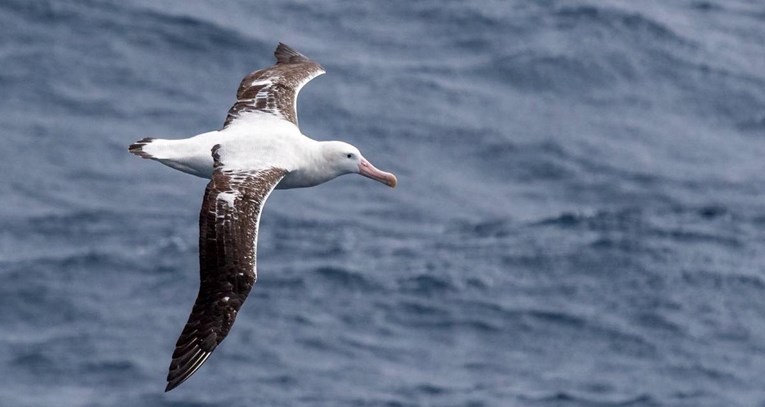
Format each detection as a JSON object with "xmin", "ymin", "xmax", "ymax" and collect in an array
[{"xmin": 347, "ymin": 153, "xmax": 353, "ymax": 159}]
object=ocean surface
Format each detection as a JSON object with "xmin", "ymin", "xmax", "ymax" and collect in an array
[{"xmin": 2, "ymin": 0, "xmax": 765, "ymax": 406}]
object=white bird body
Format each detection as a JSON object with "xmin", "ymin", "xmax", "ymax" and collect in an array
[
  {"xmin": 134, "ymin": 114, "xmax": 383, "ymax": 189},
  {"xmin": 136, "ymin": 114, "xmax": 331, "ymax": 188}
]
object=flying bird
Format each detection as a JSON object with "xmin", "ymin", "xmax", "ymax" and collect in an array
[{"xmin": 129, "ymin": 43, "xmax": 397, "ymax": 392}]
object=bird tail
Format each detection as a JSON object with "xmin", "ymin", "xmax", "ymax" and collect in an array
[
  {"xmin": 128, "ymin": 137, "xmax": 181, "ymax": 161},
  {"xmin": 128, "ymin": 136, "xmax": 213, "ymax": 178},
  {"xmin": 128, "ymin": 137, "xmax": 157, "ymax": 159}
]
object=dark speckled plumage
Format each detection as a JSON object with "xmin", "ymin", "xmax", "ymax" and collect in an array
[
  {"xmin": 223, "ymin": 43, "xmax": 324, "ymax": 128},
  {"xmin": 165, "ymin": 151, "xmax": 286, "ymax": 391}
]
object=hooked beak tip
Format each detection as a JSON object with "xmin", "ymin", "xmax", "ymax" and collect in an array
[
  {"xmin": 359, "ymin": 159, "xmax": 398, "ymax": 189},
  {"xmin": 387, "ymin": 174, "xmax": 398, "ymax": 188}
]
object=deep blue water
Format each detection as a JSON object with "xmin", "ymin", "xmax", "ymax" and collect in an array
[{"xmin": 2, "ymin": 0, "xmax": 765, "ymax": 406}]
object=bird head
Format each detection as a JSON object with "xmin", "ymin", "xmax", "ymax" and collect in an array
[{"xmin": 322, "ymin": 141, "xmax": 397, "ymax": 188}]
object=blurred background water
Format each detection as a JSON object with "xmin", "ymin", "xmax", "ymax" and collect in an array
[{"xmin": 1, "ymin": 0, "xmax": 765, "ymax": 406}]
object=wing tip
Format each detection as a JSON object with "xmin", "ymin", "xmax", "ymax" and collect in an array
[
  {"xmin": 165, "ymin": 349, "xmax": 213, "ymax": 392},
  {"xmin": 274, "ymin": 42, "xmax": 310, "ymax": 64}
]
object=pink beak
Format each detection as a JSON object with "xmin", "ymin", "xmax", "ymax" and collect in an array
[{"xmin": 358, "ymin": 158, "xmax": 397, "ymax": 188}]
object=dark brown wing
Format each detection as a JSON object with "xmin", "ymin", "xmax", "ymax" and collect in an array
[
  {"xmin": 223, "ymin": 43, "xmax": 325, "ymax": 129},
  {"xmin": 165, "ymin": 156, "xmax": 286, "ymax": 392}
]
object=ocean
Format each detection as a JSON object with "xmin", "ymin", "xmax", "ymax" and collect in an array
[{"xmin": 2, "ymin": 0, "xmax": 765, "ymax": 406}]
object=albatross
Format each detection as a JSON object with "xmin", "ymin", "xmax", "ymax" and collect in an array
[{"xmin": 128, "ymin": 43, "xmax": 397, "ymax": 392}]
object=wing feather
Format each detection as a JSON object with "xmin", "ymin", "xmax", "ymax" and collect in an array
[
  {"xmin": 223, "ymin": 43, "xmax": 324, "ymax": 128},
  {"xmin": 165, "ymin": 154, "xmax": 286, "ymax": 392}
]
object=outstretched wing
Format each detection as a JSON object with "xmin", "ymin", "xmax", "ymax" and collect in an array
[
  {"xmin": 223, "ymin": 43, "xmax": 325, "ymax": 129},
  {"xmin": 165, "ymin": 148, "xmax": 286, "ymax": 392}
]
